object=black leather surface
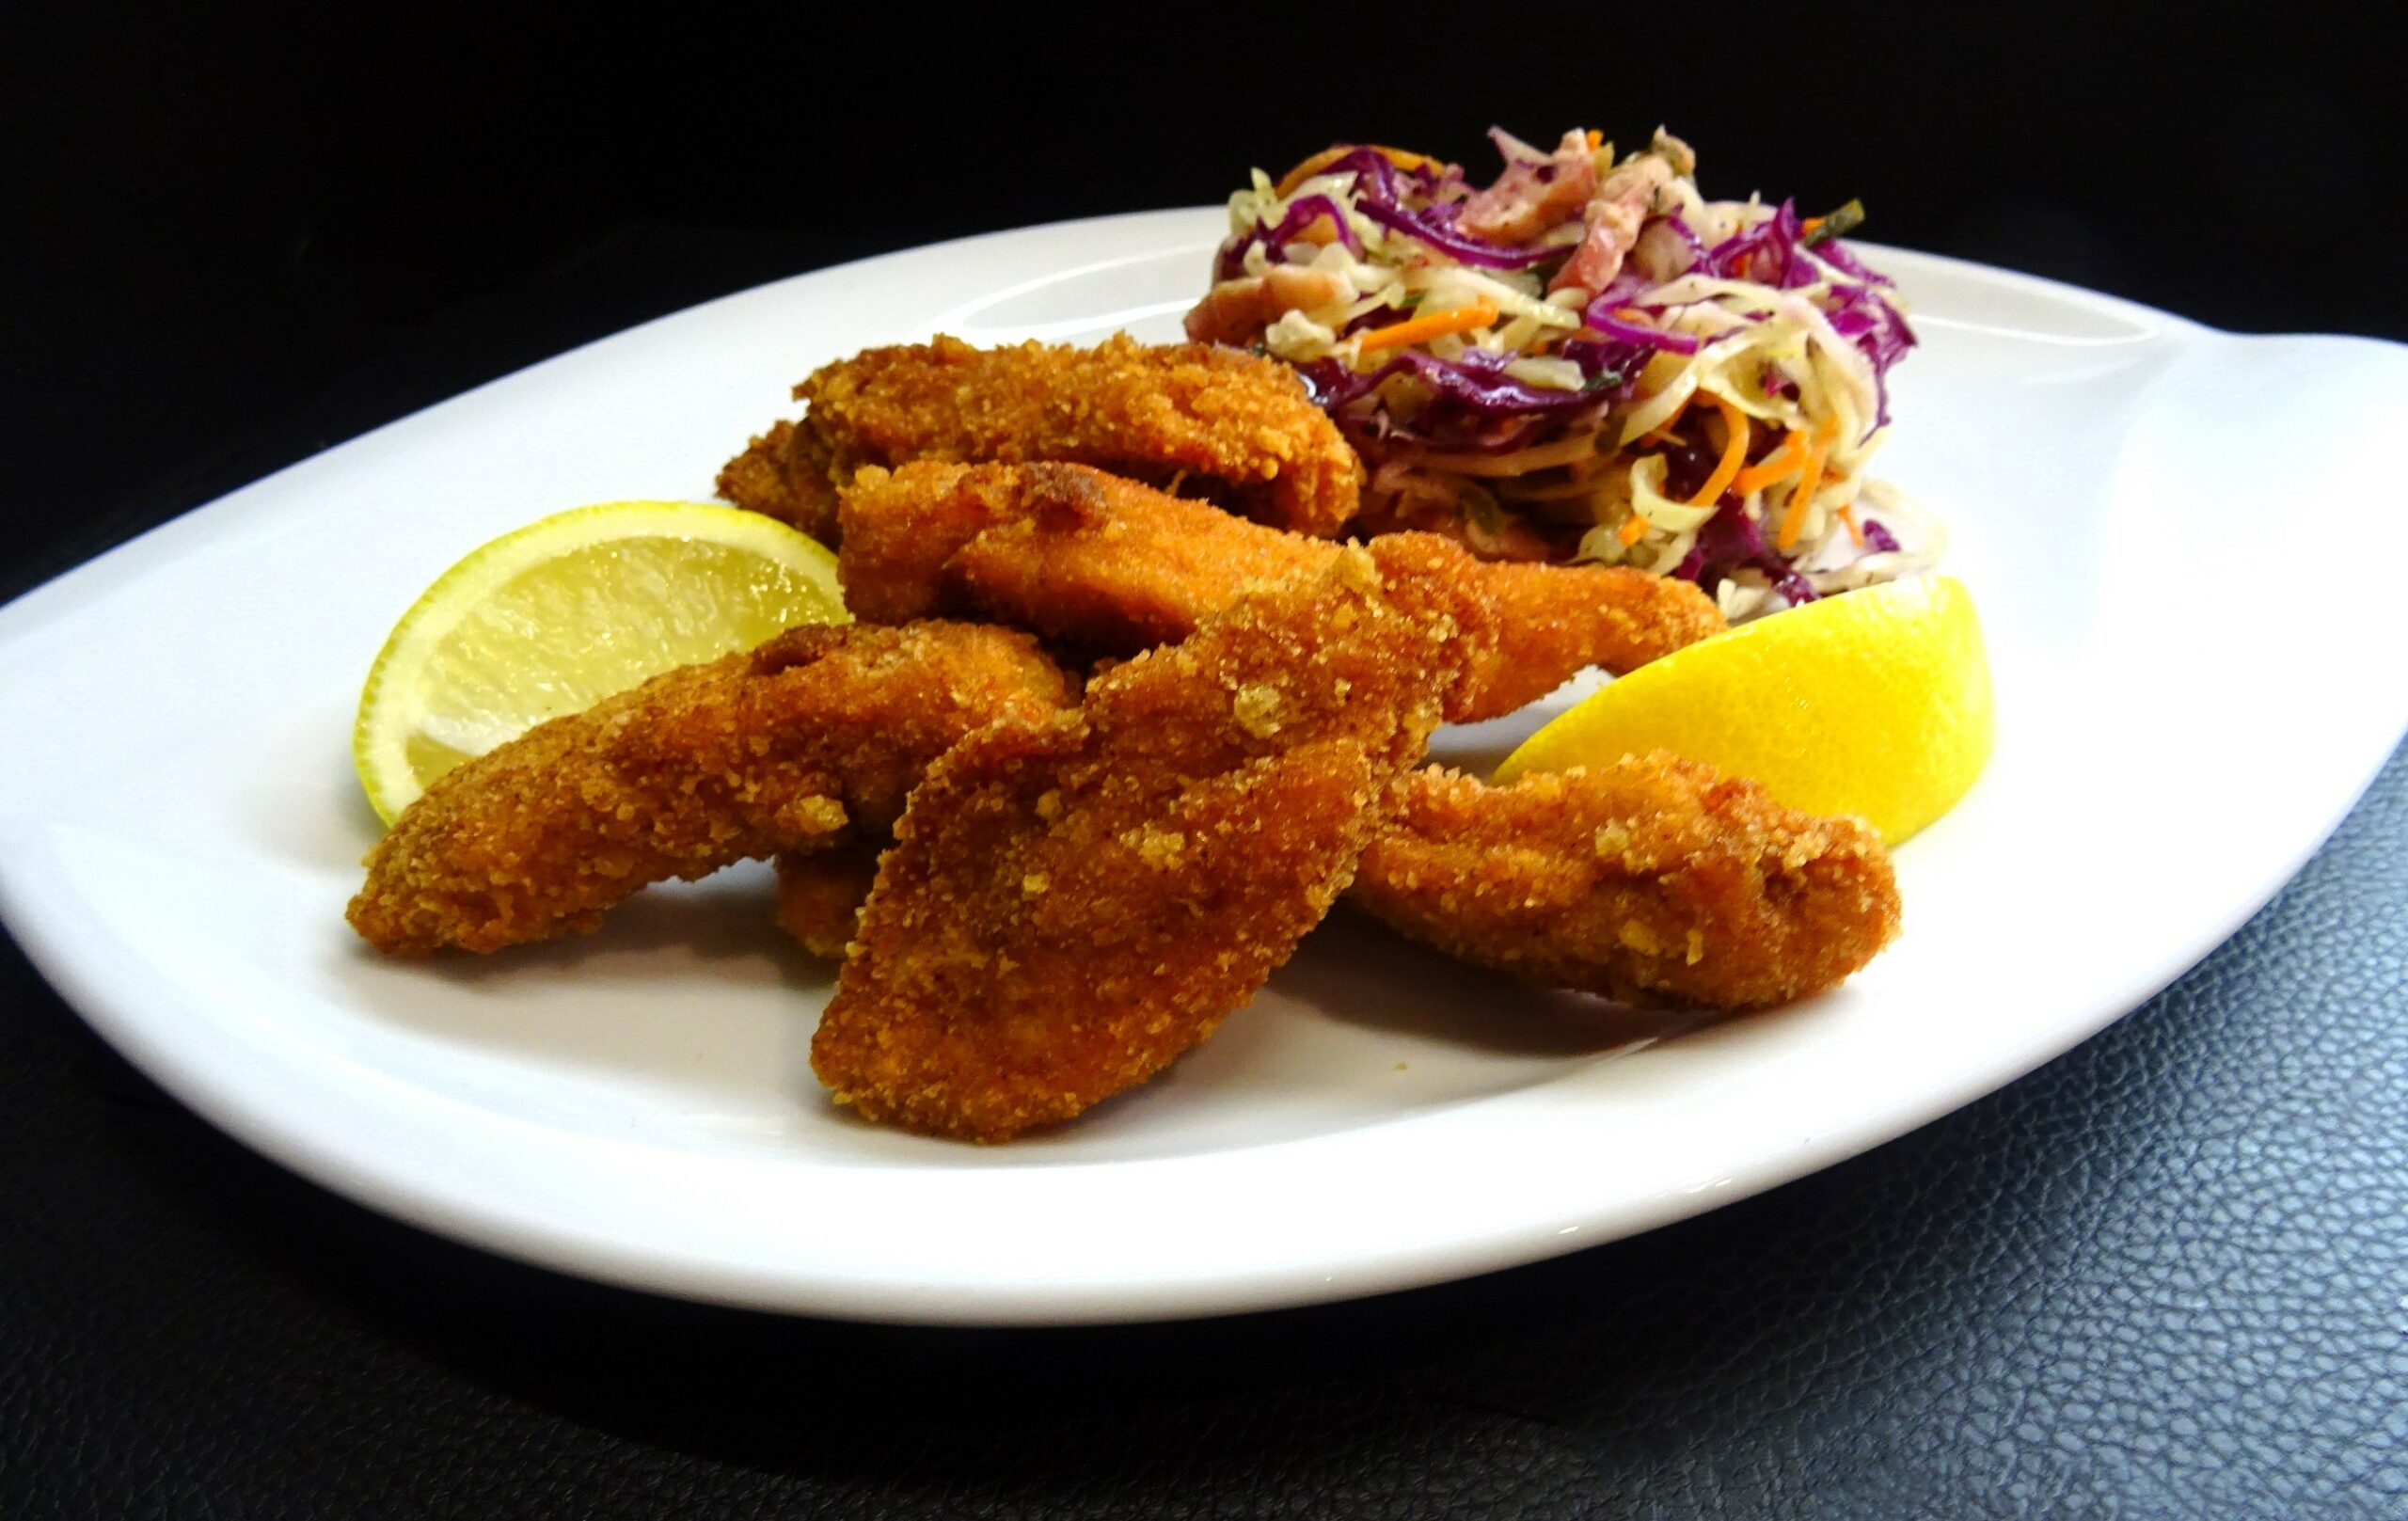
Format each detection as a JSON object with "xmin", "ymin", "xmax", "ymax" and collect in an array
[{"xmin": 7, "ymin": 13, "xmax": 2407, "ymax": 1515}]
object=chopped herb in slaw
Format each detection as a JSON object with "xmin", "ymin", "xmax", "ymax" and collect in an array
[{"xmin": 1185, "ymin": 128, "xmax": 1941, "ymax": 620}]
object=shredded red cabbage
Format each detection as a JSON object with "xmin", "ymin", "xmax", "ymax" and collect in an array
[
  {"xmin": 1299, "ymin": 344, "xmax": 1625, "ymax": 420},
  {"xmin": 1213, "ymin": 193, "xmax": 1366, "ymax": 281},
  {"xmin": 1652, "ymin": 429, "xmax": 1726, "ymax": 502},
  {"xmin": 1820, "ymin": 279, "xmax": 1918, "ymax": 430},
  {"xmin": 1579, "ymin": 291, "xmax": 1703, "ymax": 356},
  {"xmin": 1805, "ymin": 235, "xmax": 1893, "ymax": 288},
  {"xmin": 1699, "ymin": 200, "xmax": 1819, "ymax": 290},
  {"xmin": 1697, "ymin": 204, "xmax": 1919, "ymax": 431},
  {"xmin": 1303, "ymin": 149, "xmax": 1408, "ymax": 209},
  {"xmin": 1305, "ymin": 148, "xmax": 1563, "ymax": 272},
  {"xmin": 1672, "ymin": 501, "xmax": 1818, "ymax": 607},
  {"xmin": 1585, "ymin": 255, "xmax": 1780, "ymax": 353},
  {"xmin": 1555, "ymin": 336, "xmax": 1655, "ymax": 380},
  {"xmin": 1355, "ymin": 198, "xmax": 1562, "ymax": 272},
  {"xmin": 1862, "ymin": 519, "xmax": 1900, "ymax": 553}
]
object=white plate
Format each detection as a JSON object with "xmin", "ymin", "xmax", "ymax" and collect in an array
[{"xmin": 3, "ymin": 209, "xmax": 2402, "ymax": 1324}]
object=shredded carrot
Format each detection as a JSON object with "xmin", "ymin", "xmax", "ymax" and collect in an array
[
  {"xmin": 1586, "ymin": 130, "xmax": 1605, "ymax": 150},
  {"xmin": 1775, "ymin": 422, "xmax": 1837, "ymax": 552},
  {"xmin": 1617, "ymin": 513, "xmax": 1649, "ymax": 547},
  {"xmin": 1638, "ymin": 390, "xmax": 1691, "ymax": 446},
  {"xmin": 1801, "ymin": 215, "xmax": 1824, "ymax": 236},
  {"xmin": 1686, "ymin": 394, "xmax": 1751, "ymax": 506},
  {"xmin": 1354, "ymin": 300, "xmax": 1499, "ymax": 354},
  {"xmin": 1837, "ymin": 503, "xmax": 1866, "ymax": 547},
  {"xmin": 1275, "ymin": 144, "xmax": 1432, "ymax": 198},
  {"xmin": 1734, "ymin": 429, "xmax": 1808, "ymax": 494}
]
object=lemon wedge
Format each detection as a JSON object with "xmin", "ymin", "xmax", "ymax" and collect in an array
[
  {"xmin": 1497, "ymin": 576, "xmax": 1992, "ymax": 845},
  {"xmin": 353, "ymin": 501, "xmax": 848, "ymax": 824}
]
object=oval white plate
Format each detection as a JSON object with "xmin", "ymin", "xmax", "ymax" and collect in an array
[{"xmin": 2, "ymin": 209, "xmax": 2401, "ymax": 1323}]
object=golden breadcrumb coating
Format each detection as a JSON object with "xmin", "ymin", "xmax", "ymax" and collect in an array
[
  {"xmin": 772, "ymin": 756, "xmax": 1898, "ymax": 1012},
  {"xmin": 834, "ymin": 460, "xmax": 1723, "ymax": 720},
  {"xmin": 1457, "ymin": 559, "xmax": 1726, "ymax": 715},
  {"xmin": 1350, "ymin": 756, "xmax": 1901, "ymax": 1008},
  {"xmin": 836, "ymin": 459, "xmax": 1329, "ymax": 639},
  {"xmin": 771, "ymin": 840, "xmax": 886, "ymax": 960},
  {"xmin": 715, "ymin": 334, "xmax": 1364, "ymax": 541},
  {"xmin": 713, "ymin": 420, "xmax": 833, "ymax": 539},
  {"xmin": 347, "ymin": 622, "xmax": 1076, "ymax": 954},
  {"xmin": 808, "ymin": 536, "xmax": 1501, "ymax": 1142}
]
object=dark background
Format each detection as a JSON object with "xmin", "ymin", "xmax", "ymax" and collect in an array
[
  {"xmin": 8, "ymin": 4, "xmax": 2402, "ymax": 590},
  {"xmin": 5, "ymin": 5, "xmax": 2404, "ymax": 1517}
]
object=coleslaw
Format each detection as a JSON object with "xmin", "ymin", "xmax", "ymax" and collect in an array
[{"xmin": 1187, "ymin": 128, "xmax": 1941, "ymax": 619}]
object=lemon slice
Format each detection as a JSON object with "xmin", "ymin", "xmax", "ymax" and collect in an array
[
  {"xmin": 1497, "ymin": 576, "xmax": 1992, "ymax": 845},
  {"xmin": 353, "ymin": 501, "xmax": 848, "ymax": 823}
]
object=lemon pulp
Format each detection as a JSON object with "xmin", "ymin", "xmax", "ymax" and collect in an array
[{"xmin": 353, "ymin": 501, "xmax": 847, "ymax": 823}]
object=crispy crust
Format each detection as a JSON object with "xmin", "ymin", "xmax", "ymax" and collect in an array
[
  {"xmin": 808, "ymin": 537, "xmax": 1500, "ymax": 1141},
  {"xmin": 834, "ymin": 460, "xmax": 1723, "ymax": 720},
  {"xmin": 714, "ymin": 420, "xmax": 843, "ymax": 543},
  {"xmin": 717, "ymin": 334, "xmax": 1364, "ymax": 540},
  {"xmin": 836, "ymin": 459, "xmax": 1328, "ymax": 642},
  {"xmin": 772, "ymin": 840, "xmax": 886, "ymax": 960},
  {"xmin": 347, "ymin": 622, "xmax": 1076, "ymax": 954},
  {"xmin": 1350, "ymin": 756, "xmax": 1901, "ymax": 1008},
  {"xmin": 773, "ymin": 753, "xmax": 1902, "ymax": 1012}
]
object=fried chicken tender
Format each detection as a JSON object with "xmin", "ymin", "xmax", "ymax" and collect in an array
[
  {"xmin": 834, "ymin": 460, "xmax": 1724, "ymax": 721},
  {"xmin": 835, "ymin": 459, "xmax": 1328, "ymax": 638},
  {"xmin": 348, "ymin": 623, "xmax": 1077, "ymax": 954},
  {"xmin": 1349, "ymin": 756, "xmax": 1900, "ymax": 1008},
  {"xmin": 715, "ymin": 334, "xmax": 1364, "ymax": 542},
  {"xmin": 1463, "ymin": 559, "xmax": 1724, "ymax": 715},
  {"xmin": 771, "ymin": 841, "xmax": 884, "ymax": 959},
  {"xmin": 771, "ymin": 757, "xmax": 1899, "ymax": 1011},
  {"xmin": 809, "ymin": 536, "xmax": 1501, "ymax": 1142}
]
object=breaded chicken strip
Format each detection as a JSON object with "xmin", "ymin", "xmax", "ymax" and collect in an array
[
  {"xmin": 834, "ymin": 459, "xmax": 1328, "ymax": 637},
  {"xmin": 809, "ymin": 537, "xmax": 1500, "ymax": 1142},
  {"xmin": 1349, "ymin": 756, "xmax": 1900, "ymax": 1008},
  {"xmin": 347, "ymin": 623, "xmax": 1077, "ymax": 954},
  {"xmin": 1463, "ymin": 560, "xmax": 1724, "ymax": 716},
  {"xmin": 834, "ymin": 460, "xmax": 1724, "ymax": 721},
  {"xmin": 716, "ymin": 334, "xmax": 1364, "ymax": 542},
  {"xmin": 771, "ymin": 841, "xmax": 884, "ymax": 959},
  {"xmin": 772, "ymin": 757, "xmax": 1899, "ymax": 1010}
]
